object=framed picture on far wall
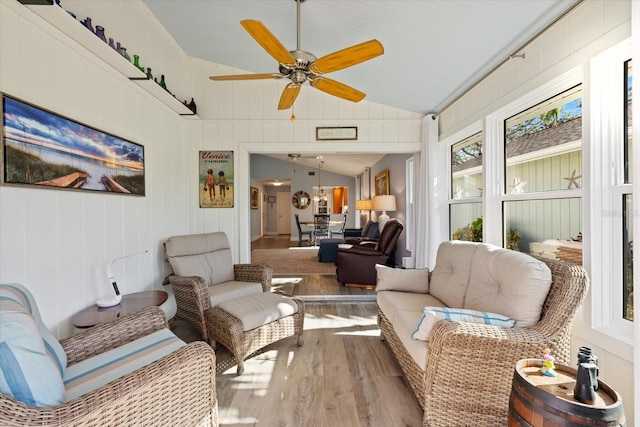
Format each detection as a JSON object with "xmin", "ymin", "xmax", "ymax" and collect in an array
[
  {"xmin": 199, "ymin": 150, "xmax": 233, "ymax": 208},
  {"xmin": 375, "ymin": 169, "xmax": 389, "ymax": 195},
  {"xmin": 250, "ymin": 187, "xmax": 259, "ymax": 209},
  {"xmin": 2, "ymin": 94, "xmax": 145, "ymax": 195}
]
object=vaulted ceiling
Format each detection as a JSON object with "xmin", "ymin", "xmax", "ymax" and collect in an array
[{"xmin": 143, "ymin": 0, "xmax": 580, "ymax": 177}]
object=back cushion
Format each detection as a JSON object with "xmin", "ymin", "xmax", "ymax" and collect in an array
[
  {"xmin": 165, "ymin": 233, "xmax": 234, "ymax": 285},
  {"xmin": 0, "ymin": 284, "xmax": 67, "ymax": 376},
  {"xmin": 429, "ymin": 241, "xmax": 479, "ymax": 308},
  {"xmin": 464, "ymin": 244, "xmax": 552, "ymax": 327},
  {"xmin": 0, "ymin": 312, "xmax": 65, "ymax": 407}
]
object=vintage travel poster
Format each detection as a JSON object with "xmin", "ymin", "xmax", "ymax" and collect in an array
[{"xmin": 199, "ymin": 150, "xmax": 233, "ymax": 208}]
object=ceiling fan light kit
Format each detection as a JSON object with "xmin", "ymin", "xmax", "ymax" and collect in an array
[{"xmin": 209, "ymin": 0, "xmax": 384, "ymax": 110}]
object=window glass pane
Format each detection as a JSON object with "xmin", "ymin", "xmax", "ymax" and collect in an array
[
  {"xmin": 623, "ymin": 194, "xmax": 633, "ymax": 321},
  {"xmin": 504, "ymin": 198, "xmax": 582, "ymax": 262},
  {"xmin": 624, "ymin": 60, "xmax": 633, "ymax": 183},
  {"xmin": 505, "ymin": 86, "xmax": 582, "ymax": 193},
  {"xmin": 451, "ymin": 132, "xmax": 483, "ymax": 199},
  {"xmin": 450, "ymin": 203, "xmax": 483, "ymax": 241}
]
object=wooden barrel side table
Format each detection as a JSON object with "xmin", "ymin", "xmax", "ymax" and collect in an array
[{"xmin": 509, "ymin": 359, "xmax": 625, "ymax": 426}]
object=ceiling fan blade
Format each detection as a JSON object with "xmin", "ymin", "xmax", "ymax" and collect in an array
[
  {"xmin": 240, "ymin": 19, "xmax": 296, "ymax": 66},
  {"xmin": 209, "ymin": 73, "xmax": 281, "ymax": 81},
  {"xmin": 278, "ymin": 83, "xmax": 301, "ymax": 110},
  {"xmin": 310, "ymin": 77, "xmax": 365, "ymax": 103},
  {"xmin": 310, "ymin": 40, "xmax": 384, "ymax": 74}
]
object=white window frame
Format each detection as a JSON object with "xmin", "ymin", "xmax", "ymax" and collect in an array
[
  {"xmin": 483, "ymin": 67, "xmax": 583, "ymax": 247},
  {"xmin": 444, "ymin": 122, "xmax": 484, "ymax": 239},
  {"xmin": 589, "ymin": 38, "xmax": 633, "ymax": 343}
]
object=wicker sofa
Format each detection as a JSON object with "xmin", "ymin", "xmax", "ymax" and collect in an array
[
  {"xmin": 0, "ymin": 282, "xmax": 217, "ymax": 427},
  {"xmin": 376, "ymin": 241, "xmax": 589, "ymax": 427}
]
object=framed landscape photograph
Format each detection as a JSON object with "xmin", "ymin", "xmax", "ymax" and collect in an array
[
  {"xmin": 1, "ymin": 94, "xmax": 145, "ymax": 195},
  {"xmin": 250, "ymin": 187, "xmax": 259, "ymax": 209},
  {"xmin": 375, "ymin": 169, "xmax": 389, "ymax": 195},
  {"xmin": 199, "ymin": 150, "xmax": 233, "ymax": 208}
]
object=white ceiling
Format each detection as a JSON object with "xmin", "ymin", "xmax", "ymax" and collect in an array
[{"xmin": 143, "ymin": 0, "xmax": 579, "ymax": 177}]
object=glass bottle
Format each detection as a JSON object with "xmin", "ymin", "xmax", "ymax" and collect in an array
[{"xmin": 95, "ymin": 26, "xmax": 107, "ymax": 43}]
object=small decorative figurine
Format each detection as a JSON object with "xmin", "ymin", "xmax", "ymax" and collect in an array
[{"xmin": 540, "ymin": 348, "xmax": 557, "ymax": 377}]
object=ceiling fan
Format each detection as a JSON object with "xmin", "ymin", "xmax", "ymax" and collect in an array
[{"xmin": 209, "ymin": 0, "xmax": 384, "ymax": 110}]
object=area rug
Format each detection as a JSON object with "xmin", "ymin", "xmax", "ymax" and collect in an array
[{"xmin": 251, "ymin": 248, "xmax": 337, "ymax": 275}]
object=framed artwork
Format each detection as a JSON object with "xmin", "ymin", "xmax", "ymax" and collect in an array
[
  {"xmin": 2, "ymin": 94, "xmax": 144, "ymax": 195},
  {"xmin": 267, "ymin": 196, "xmax": 276, "ymax": 203},
  {"xmin": 199, "ymin": 150, "xmax": 233, "ymax": 208},
  {"xmin": 250, "ymin": 186, "xmax": 259, "ymax": 209},
  {"xmin": 375, "ymin": 169, "xmax": 389, "ymax": 195}
]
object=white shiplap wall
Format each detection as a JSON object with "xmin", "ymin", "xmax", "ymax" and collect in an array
[{"xmin": 0, "ymin": 0, "xmax": 422, "ymax": 340}]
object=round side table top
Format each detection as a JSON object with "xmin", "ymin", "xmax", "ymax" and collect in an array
[{"xmin": 73, "ymin": 290, "xmax": 168, "ymax": 328}]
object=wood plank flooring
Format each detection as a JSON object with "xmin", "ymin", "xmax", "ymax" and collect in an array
[{"xmin": 171, "ymin": 236, "xmax": 423, "ymax": 426}]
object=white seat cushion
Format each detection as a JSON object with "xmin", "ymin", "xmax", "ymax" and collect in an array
[
  {"xmin": 209, "ymin": 281, "xmax": 263, "ymax": 307},
  {"xmin": 216, "ymin": 293, "xmax": 298, "ymax": 332},
  {"xmin": 377, "ymin": 291, "xmax": 444, "ymax": 324},
  {"xmin": 392, "ymin": 310, "xmax": 429, "ymax": 370}
]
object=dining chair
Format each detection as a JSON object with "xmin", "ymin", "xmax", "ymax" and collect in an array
[
  {"xmin": 295, "ymin": 214, "xmax": 313, "ymax": 246},
  {"xmin": 313, "ymin": 214, "xmax": 330, "ymax": 244},
  {"xmin": 330, "ymin": 214, "xmax": 348, "ymax": 238}
]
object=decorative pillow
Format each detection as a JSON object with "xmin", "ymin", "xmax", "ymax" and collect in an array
[
  {"xmin": 375, "ymin": 264, "xmax": 430, "ymax": 293},
  {"xmin": 366, "ymin": 223, "xmax": 380, "ymax": 239},
  {"xmin": 411, "ymin": 307, "xmax": 515, "ymax": 341},
  {"xmin": 0, "ymin": 313, "xmax": 65, "ymax": 407},
  {"xmin": 361, "ymin": 221, "xmax": 374, "ymax": 237}
]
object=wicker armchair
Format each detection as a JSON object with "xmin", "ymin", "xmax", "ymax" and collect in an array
[
  {"xmin": 164, "ymin": 232, "xmax": 273, "ymax": 343},
  {"xmin": 0, "ymin": 283, "xmax": 217, "ymax": 427},
  {"xmin": 377, "ymin": 256, "xmax": 589, "ymax": 427}
]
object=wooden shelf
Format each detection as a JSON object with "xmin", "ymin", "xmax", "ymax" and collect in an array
[{"xmin": 26, "ymin": 3, "xmax": 198, "ymax": 118}]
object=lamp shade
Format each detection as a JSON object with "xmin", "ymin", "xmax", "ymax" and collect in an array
[
  {"xmin": 372, "ymin": 195, "xmax": 396, "ymax": 212},
  {"xmin": 355, "ymin": 199, "xmax": 373, "ymax": 210}
]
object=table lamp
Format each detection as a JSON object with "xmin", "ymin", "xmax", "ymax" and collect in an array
[
  {"xmin": 356, "ymin": 199, "xmax": 373, "ymax": 223},
  {"xmin": 97, "ymin": 250, "xmax": 149, "ymax": 307},
  {"xmin": 372, "ymin": 195, "xmax": 396, "ymax": 232}
]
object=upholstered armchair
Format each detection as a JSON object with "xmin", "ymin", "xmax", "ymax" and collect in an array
[
  {"xmin": 164, "ymin": 232, "xmax": 272, "ymax": 343},
  {"xmin": 0, "ymin": 283, "xmax": 218, "ymax": 427},
  {"xmin": 336, "ymin": 219, "xmax": 404, "ymax": 286}
]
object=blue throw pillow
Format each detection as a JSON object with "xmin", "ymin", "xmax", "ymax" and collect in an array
[
  {"xmin": 412, "ymin": 307, "xmax": 515, "ymax": 341},
  {"xmin": 361, "ymin": 221, "xmax": 374, "ymax": 237},
  {"xmin": 0, "ymin": 313, "xmax": 65, "ymax": 407},
  {"xmin": 366, "ymin": 223, "xmax": 380, "ymax": 239}
]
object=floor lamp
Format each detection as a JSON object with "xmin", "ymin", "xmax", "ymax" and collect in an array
[{"xmin": 372, "ymin": 195, "xmax": 396, "ymax": 232}]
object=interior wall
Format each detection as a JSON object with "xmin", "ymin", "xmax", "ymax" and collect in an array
[
  {"xmin": 0, "ymin": 0, "xmax": 191, "ymax": 339},
  {"xmin": 0, "ymin": 0, "xmax": 422, "ymax": 339},
  {"xmin": 436, "ymin": 1, "xmax": 634, "ymax": 423}
]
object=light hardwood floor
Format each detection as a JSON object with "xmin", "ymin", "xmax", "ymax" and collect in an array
[{"xmin": 170, "ymin": 236, "xmax": 424, "ymax": 426}]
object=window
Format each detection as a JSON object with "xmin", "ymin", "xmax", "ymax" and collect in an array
[
  {"xmin": 449, "ymin": 131, "xmax": 483, "ymax": 242},
  {"xmin": 589, "ymin": 40, "xmax": 633, "ymax": 340},
  {"xmin": 502, "ymin": 86, "xmax": 583, "ymax": 254}
]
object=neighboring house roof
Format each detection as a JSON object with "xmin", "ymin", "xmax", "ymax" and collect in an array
[{"xmin": 452, "ymin": 117, "xmax": 583, "ymax": 173}]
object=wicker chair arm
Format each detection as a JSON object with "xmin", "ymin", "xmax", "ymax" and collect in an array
[
  {"xmin": 234, "ymin": 263, "xmax": 273, "ymax": 292},
  {"xmin": 0, "ymin": 341, "xmax": 217, "ymax": 427},
  {"xmin": 424, "ymin": 320, "xmax": 558, "ymax": 398},
  {"xmin": 61, "ymin": 306, "xmax": 168, "ymax": 365}
]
